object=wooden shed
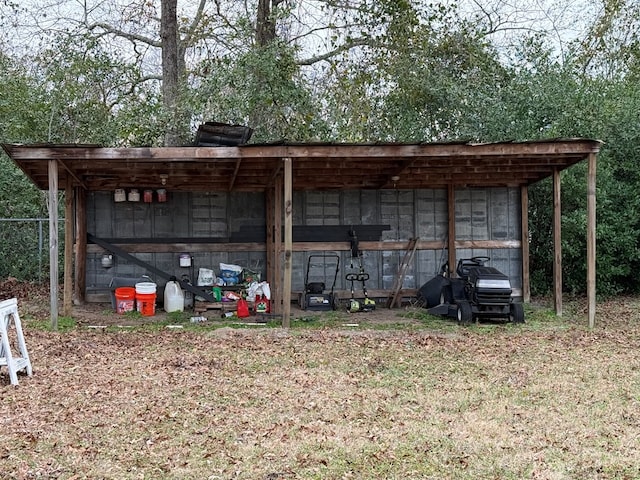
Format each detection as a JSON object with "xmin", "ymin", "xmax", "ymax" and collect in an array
[{"xmin": 2, "ymin": 139, "xmax": 601, "ymax": 327}]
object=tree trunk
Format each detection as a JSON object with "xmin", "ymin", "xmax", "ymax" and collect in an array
[
  {"xmin": 161, "ymin": 0, "xmax": 183, "ymax": 146},
  {"xmin": 251, "ymin": 0, "xmax": 283, "ymax": 131},
  {"xmin": 256, "ymin": 0, "xmax": 279, "ymax": 46}
]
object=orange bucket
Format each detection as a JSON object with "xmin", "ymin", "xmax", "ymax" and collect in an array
[
  {"xmin": 114, "ymin": 287, "xmax": 136, "ymax": 314},
  {"xmin": 136, "ymin": 292, "xmax": 156, "ymax": 316}
]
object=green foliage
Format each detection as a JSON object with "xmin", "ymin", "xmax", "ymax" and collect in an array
[
  {"xmin": 194, "ymin": 40, "xmax": 329, "ymax": 142},
  {"xmin": 33, "ymin": 34, "xmax": 162, "ymax": 146},
  {"xmin": 318, "ymin": 2, "xmax": 503, "ymax": 142}
]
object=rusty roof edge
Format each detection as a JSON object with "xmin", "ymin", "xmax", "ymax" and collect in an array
[{"xmin": 2, "ymin": 137, "xmax": 603, "ymax": 151}]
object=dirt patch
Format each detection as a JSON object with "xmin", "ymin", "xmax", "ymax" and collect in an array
[{"xmin": 66, "ymin": 300, "xmax": 420, "ymax": 327}]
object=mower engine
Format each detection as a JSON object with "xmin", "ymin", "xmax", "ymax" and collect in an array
[{"xmin": 467, "ymin": 266, "xmax": 513, "ymax": 307}]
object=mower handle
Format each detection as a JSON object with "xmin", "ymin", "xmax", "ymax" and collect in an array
[{"xmin": 346, "ymin": 272, "xmax": 369, "ymax": 282}]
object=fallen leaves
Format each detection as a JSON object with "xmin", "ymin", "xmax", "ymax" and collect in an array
[{"xmin": 3, "ymin": 291, "xmax": 640, "ymax": 478}]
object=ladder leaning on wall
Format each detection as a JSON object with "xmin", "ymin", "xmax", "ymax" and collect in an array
[{"xmin": 387, "ymin": 237, "xmax": 419, "ymax": 309}]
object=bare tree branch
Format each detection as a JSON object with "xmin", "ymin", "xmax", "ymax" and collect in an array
[
  {"xmin": 86, "ymin": 21, "xmax": 161, "ymax": 48},
  {"xmin": 297, "ymin": 36, "xmax": 380, "ymax": 66}
]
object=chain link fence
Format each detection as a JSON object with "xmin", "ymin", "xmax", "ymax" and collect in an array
[{"xmin": 0, "ymin": 218, "xmax": 65, "ymax": 281}]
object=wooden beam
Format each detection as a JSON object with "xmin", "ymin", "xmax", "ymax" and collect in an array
[
  {"xmin": 59, "ymin": 160, "xmax": 88, "ymax": 189},
  {"xmin": 282, "ymin": 158, "xmax": 292, "ymax": 328},
  {"xmin": 3, "ymin": 140, "xmax": 600, "ymax": 161},
  {"xmin": 553, "ymin": 168, "xmax": 562, "ymax": 316},
  {"xmin": 447, "ymin": 185, "xmax": 456, "ymax": 276},
  {"xmin": 521, "ymin": 185, "xmax": 530, "ymax": 302},
  {"xmin": 85, "ymin": 239, "xmax": 521, "ymax": 255},
  {"xmin": 48, "ymin": 160, "xmax": 59, "ymax": 330},
  {"xmin": 265, "ymin": 186, "xmax": 275, "ymax": 306},
  {"xmin": 273, "ymin": 174, "xmax": 283, "ymax": 313},
  {"xmin": 228, "ymin": 158, "xmax": 242, "ymax": 191},
  {"xmin": 74, "ymin": 187, "xmax": 87, "ymax": 305},
  {"xmin": 63, "ymin": 177, "xmax": 73, "ymax": 316},
  {"xmin": 587, "ymin": 152, "xmax": 597, "ymax": 328}
]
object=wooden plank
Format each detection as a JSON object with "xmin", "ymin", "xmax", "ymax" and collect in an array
[
  {"xmin": 3, "ymin": 140, "xmax": 601, "ymax": 161},
  {"xmin": 587, "ymin": 153, "xmax": 597, "ymax": 328},
  {"xmin": 553, "ymin": 168, "xmax": 562, "ymax": 316},
  {"xmin": 48, "ymin": 160, "xmax": 59, "ymax": 330}
]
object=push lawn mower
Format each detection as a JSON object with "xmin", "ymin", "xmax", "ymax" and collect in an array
[
  {"xmin": 418, "ymin": 256, "xmax": 524, "ymax": 325},
  {"xmin": 302, "ymin": 254, "xmax": 340, "ymax": 311}
]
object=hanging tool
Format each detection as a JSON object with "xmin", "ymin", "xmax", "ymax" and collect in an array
[{"xmin": 346, "ymin": 227, "xmax": 376, "ymax": 312}]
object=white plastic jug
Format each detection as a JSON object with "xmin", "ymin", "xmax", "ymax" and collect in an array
[{"xmin": 164, "ymin": 280, "xmax": 185, "ymax": 313}]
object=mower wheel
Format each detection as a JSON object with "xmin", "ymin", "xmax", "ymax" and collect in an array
[
  {"xmin": 510, "ymin": 302, "xmax": 525, "ymax": 323},
  {"xmin": 456, "ymin": 301, "xmax": 473, "ymax": 326}
]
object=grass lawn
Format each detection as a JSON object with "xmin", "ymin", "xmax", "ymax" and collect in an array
[{"xmin": 2, "ymin": 297, "xmax": 640, "ymax": 479}]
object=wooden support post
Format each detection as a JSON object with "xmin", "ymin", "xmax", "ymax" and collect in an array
[
  {"xmin": 553, "ymin": 168, "xmax": 562, "ymax": 316},
  {"xmin": 587, "ymin": 152, "xmax": 597, "ymax": 328},
  {"xmin": 74, "ymin": 186, "xmax": 87, "ymax": 305},
  {"xmin": 282, "ymin": 158, "xmax": 292, "ymax": 328},
  {"xmin": 268, "ymin": 175, "xmax": 283, "ymax": 314},
  {"xmin": 266, "ymin": 187, "xmax": 275, "ymax": 305},
  {"xmin": 48, "ymin": 160, "xmax": 59, "ymax": 330},
  {"xmin": 63, "ymin": 177, "xmax": 73, "ymax": 316},
  {"xmin": 447, "ymin": 185, "xmax": 456, "ymax": 275},
  {"xmin": 521, "ymin": 185, "xmax": 530, "ymax": 302}
]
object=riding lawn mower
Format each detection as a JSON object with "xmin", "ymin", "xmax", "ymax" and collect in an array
[{"xmin": 418, "ymin": 256, "xmax": 525, "ymax": 325}]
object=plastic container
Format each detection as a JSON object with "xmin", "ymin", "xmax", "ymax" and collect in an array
[
  {"xmin": 237, "ymin": 298, "xmax": 250, "ymax": 318},
  {"xmin": 179, "ymin": 254, "xmax": 192, "ymax": 267},
  {"xmin": 255, "ymin": 294, "xmax": 270, "ymax": 314},
  {"xmin": 164, "ymin": 280, "xmax": 185, "ymax": 313},
  {"xmin": 212, "ymin": 286, "xmax": 222, "ymax": 302},
  {"xmin": 114, "ymin": 287, "xmax": 135, "ymax": 314},
  {"xmin": 135, "ymin": 282, "xmax": 157, "ymax": 316},
  {"xmin": 128, "ymin": 189, "xmax": 140, "ymax": 202},
  {"xmin": 114, "ymin": 189, "xmax": 126, "ymax": 202}
]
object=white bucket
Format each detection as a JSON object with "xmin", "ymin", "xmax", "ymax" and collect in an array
[{"xmin": 135, "ymin": 282, "xmax": 157, "ymax": 295}]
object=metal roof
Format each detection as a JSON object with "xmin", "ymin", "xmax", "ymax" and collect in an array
[{"xmin": 2, "ymin": 139, "xmax": 602, "ymax": 192}]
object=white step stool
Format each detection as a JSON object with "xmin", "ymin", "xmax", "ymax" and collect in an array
[{"xmin": 0, "ymin": 298, "xmax": 33, "ymax": 385}]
